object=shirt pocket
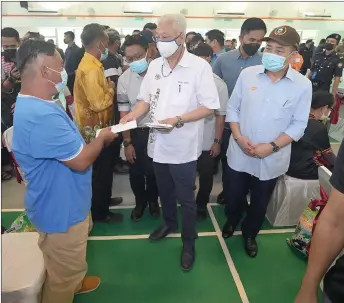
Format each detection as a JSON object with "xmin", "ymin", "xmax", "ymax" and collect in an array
[
  {"xmin": 169, "ymin": 82, "xmax": 193, "ymax": 109},
  {"xmin": 273, "ymin": 100, "xmax": 294, "ymax": 120}
]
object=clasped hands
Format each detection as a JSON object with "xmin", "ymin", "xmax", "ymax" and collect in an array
[{"xmin": 236, "ymin": 136, "xmax": 273, "ymax": 159}]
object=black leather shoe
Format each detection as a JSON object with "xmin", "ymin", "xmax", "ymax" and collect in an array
[
  {"xmin": 222, "ymin": 220, "xmax": 234, "ymax": 239},
  {"xmin": 245, "ymin": 237, "xmax": 258, "ymax": 258},
  {"xmin": 197, "ymin": 210, "xmax": 207, "ymax": 222},
  {"xmin": 217, "ymin": 191, "xmax": 225, "ymax": 204},
  {"xmin": 148, "ymin": 201, "xmax": 160, "ymax": 218},
  {"xmin": 131, "ymin": 202, "xmax": 147, "ymax": 222},
  {"xmin": 149, "ymin": 225, "xmax": 176, "ymax": 242},
  {"xmin": 193, "ymin": 184, "xmax": 197, "ymax": 191},
  {"xmin": 109, "ymin": 197, "xmax": 123, "ymax": 206},
  {"xmin": 181, "ymin": 245, "xmax": 195, "ymax": 271},
  {"xmin": 94, "ymin": 212, "xmax": 123, "ymax": 223},
  {"xmin": 114, "ymin": 163, "xmax": 129, "ymax": 174}
]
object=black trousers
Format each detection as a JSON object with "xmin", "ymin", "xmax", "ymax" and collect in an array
[
  {"xmin": 220, "ymin": 127, "xmax": 232, "ymax": 185},
  {"xmin": 153, "ymin": 161, "xmax": 197, "ymax": 244},
  {"xmin": 224, "ymin": 165, "xmax": 278, "ymax": 239},
  {"xmin": 91, "ymin": 143, "xmax": 117, "ymax": 220},
  {"xmin": 129, "ymin": 128, "xmax": 158, "ymax": 206},
  {"xmin": 196, "ymin": 151, "xmax": 214, "ymax": 212}
]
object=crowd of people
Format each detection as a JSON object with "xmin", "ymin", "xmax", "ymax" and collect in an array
[{"xmin": 1, "ymin": 13, "xmax": 344, "ymax": 303}]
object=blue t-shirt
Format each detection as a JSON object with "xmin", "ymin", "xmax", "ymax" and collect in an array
[{"xmin": 12, "ymin": 95, "xmax": 92, "ymax": 233}]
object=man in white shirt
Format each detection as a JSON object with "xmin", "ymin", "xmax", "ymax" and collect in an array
[
  {"xmin": 121, "ymin": 14, "xmax": 220, "ymax": 271},
  {"xmin": 117, "ymin": 34, "xmax": 160, "ymax": 221},
  {"xmin": 192, "ymin": 43, "xmax": 228, "ymax": 221},
  {"xmin": 222, "ymin": 26, "xmax": 312, "ymax": 258}
]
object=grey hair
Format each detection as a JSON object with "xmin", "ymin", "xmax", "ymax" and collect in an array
[{"xmin": 158, "ymin": 14, "xmax": 187, "ymax": 35}]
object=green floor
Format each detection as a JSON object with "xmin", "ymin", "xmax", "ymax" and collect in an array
[{"xmin": 1, "ymin": 205, "xmax": 319, "ymax": 303}]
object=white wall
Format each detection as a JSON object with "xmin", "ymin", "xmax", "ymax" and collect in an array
[{"xmin": 2, "ymin": 1, "xmax": 344, "ymax": 49}]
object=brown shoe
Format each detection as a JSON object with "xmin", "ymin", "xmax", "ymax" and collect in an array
[{"xmin": 75, "ymin": 276, "xmax": 101, "ymax": 295}]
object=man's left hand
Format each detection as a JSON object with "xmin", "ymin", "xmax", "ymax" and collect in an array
[
  {"xmin": 253, "ymin": 143, "xmax": 273, "ymax": 158},
  {"xmin": 210, "ymin": 143, "xmax": 221, "ymax": 157},
  {"xmin": 158, "ymin": 117, "xmax": 179, "ymax": 127}
]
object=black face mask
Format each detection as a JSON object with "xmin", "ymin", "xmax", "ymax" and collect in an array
[
  {"xmin": 3, "ymin": 48, "xmax": 17, "ymax": 60},
  {"xmin": 324, "ymin": 43, "xmax": 334, "ymax": 51},
  {"xmin": 242, "ymin": 43, "xmax": 260, "ymax": 56}
]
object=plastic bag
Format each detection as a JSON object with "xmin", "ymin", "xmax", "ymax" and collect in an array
[
  {"xmin": 5, "ymin": 212, "xmax": 37, "ymax": 233},
  {"xmin": 287, "ymin": 186, "xmax": 328, "ymax": 257}
]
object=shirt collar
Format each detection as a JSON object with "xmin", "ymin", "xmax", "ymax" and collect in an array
[
  {"xmin": 84, "ymin": 52, "xmax": 103, "ymax": 68},
  {"xmin": 163, "ymin": 48, "xmax": 191, "ymax": 68},
  {"xmin": 257, "ymin": 65, "xmax": 295, "ymax": 82},
  {"xmin": 214, "ymin": 48, "xmax": 226, "ymax": 57}
]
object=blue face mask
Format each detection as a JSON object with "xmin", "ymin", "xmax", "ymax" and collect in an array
[
  {"xmin": 47, "ymin": 67, "xmax": 68, "ymax": 109},
  {"xmin": 99, "ymin": 42, "xmax": 108, "ymax": 61},
  {"xmin": 129, "ymin": 55, "xmax": 149, "ymax": 74},
  {"xmin": 262, "ymin": 52, "xmax": 290, "ymax": 72}
]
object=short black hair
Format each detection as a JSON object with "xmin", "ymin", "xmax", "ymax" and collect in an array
[
  {"xmin": 306, "ymin": 39, "xmax": 313, "ymax": 44},
  {"xmin": 133, "ymin": 30, "xmax": 140, "ymax": 34},
  {"xmin": 81, "ymin": 23, "xmax": 106, "ymax": 47},
  {"xmin": 311, "ymin": 91, "xmax": 334, "ymax": 109},
  {"xmin": 192, "ymin": 42, "xmax": 213, "ymax": 58},
  {"xmin": 64, "ymin": 31, "xmax": 75, "ymax": 40},
  {"xmin": 186, "ymin": 31, "xmax": 197, "ymax": 38},
  {"xmin": 16, "ymin": 39, "xmax": 56, "ymax": 73},
  {"xmin": 103, "ymin": 25, "xmax": 110, "ymax": 30},
  {"xmin": 1, "ymin": 27, "xmax": 20, "ymax": 42},
  {"xmin": 206, "ymin": 29, "xmax": 225, "ymax": 47},
  {"xmin": 232, "ymin": 38, "xmax": 237, "ymax": 42},
  {"xmin": 240, "ymin": 18, "xmax": 267, "ymax": 36},
  {"xmin": 319, "ymin": 38, "xmax": 326, "ymax": 44},
  {"xmin": 123, "ymin": 34, "xmax": 149, "ymax": 50},
  {"xmin": 143, "ymin": 23, "xmax": 157, "ymax": 31},
  {"xmin": 47, "ymin": 39, "xmax": 55, "ymax": 45},
  {"xmin": 107, "ymin": 30, "xmax": 121, "ymax": 45}
]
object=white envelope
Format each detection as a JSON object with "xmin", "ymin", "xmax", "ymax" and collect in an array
[
  {"xmin": 144, "ymin": 122, "xmax": 173, "ymax": 130},
  {"xmin": 96, "ymin": 120, "xmax": 137, "ymax": 137}
]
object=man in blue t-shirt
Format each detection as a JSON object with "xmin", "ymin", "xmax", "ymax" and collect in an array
[{"xmin": 12, "ymin": 39, "xmax": 117, "ymax": 303}]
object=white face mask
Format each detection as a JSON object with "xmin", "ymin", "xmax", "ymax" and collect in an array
[
  {"xmin": 156, "ymin": 34, "xmax": 182, "ymax": 58},
  {"xmin": 320, "ymin": 109, "xmax": 331, "ymax": 120}
]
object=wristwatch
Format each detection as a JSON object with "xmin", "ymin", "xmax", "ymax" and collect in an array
[
  {"xmin": 175, "ymin": 116, "xmax": 184, "ymax": 128},
  {"xmin": 270, "ymin": 142, "xmax": 280, "ymax": 153},
  {"xmin": 214, "ymin": 138, "xmax": 221, "ymax": 145},
  {"xmin": 123, "ymin": 140, "xmax": 132, "ymax": 147}
]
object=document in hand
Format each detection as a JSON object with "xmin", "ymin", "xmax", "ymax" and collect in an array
[
  {"xmin": 96, "ymin": 120, "xmax": 138, "ymax": 137},
  {"xmin": 144, "ymin": 122, "xmax": 173, "ymax": 130}
]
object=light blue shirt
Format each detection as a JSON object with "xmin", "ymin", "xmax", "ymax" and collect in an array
[
  {"xmin": 226, "ymin": 65, "xmax": 312, "ymax": 181},
  {"xmin": 210, "ymin": 48, "xmax": 226, "ymax": 67},
  {"xmin": 213, "ymin": 48, "xmax": 263, "ymax": 98},
  {"xmin": 12, "ymin": 95, "xmax": 92, "ymax": 233}
]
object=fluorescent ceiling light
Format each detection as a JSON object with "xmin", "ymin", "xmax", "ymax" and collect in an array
[{"xmin": 37, "ymin": 2, "xmax": 75, "ymax": 11}]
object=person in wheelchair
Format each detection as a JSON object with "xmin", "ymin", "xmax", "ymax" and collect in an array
[{"xmin": 287, "ymin": 91, "xmax": 337, "ymax": 180}]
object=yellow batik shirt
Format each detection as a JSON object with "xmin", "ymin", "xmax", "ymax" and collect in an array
[{"xmin": 74, "ymin": 52, "xmax": 114, "ymax": 143}]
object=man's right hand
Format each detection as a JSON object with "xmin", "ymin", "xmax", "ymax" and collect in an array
[
  {"xmin": 10, "ymin": 67, "xmax": 21, "ymax": 80},
  {"xmin": 98, "ymin": 127, "xmax": 118, "ymax": 146},
  {"xmin": 237, "ymin": 136, "xmax": 256, "ymax": 156},
  {"xmin": 107, "ymin": 78, "xmax": 115, "ymax": 90},
  {"xmin": 120, "ymin": 112, "xmax": 137, "ymax": 124},
  {"xmin": 124, "ymin": 145, "xmax": 136, "ymax": 164}
]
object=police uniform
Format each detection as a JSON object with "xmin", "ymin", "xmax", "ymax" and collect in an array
[{"xmin": 310, "ymin": 34, "xmax": 343, "ymax": 92}]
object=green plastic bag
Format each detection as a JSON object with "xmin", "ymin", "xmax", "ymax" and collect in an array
[{"xmin": 5, "ymin": 212, "xmax": 37, "ymax": 233}]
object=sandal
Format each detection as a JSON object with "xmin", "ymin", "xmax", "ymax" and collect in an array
[{"xmin": 1, "ymin": 170, "xmax": 13, "ymax": 181}]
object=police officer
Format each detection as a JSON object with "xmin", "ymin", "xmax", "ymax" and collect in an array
[{"xmin": 310, "ymin": 34, "xmax": 343, "ymax": 97}]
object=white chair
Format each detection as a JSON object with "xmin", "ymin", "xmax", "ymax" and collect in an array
[
  {"xmin": 2, "ymin": 126, "xmax": 27, "ymax": 186},
  {"xmin": 266, "ymin": 174, "xmax": 321, "ymax": 226},
  {"xmin": 1, "ymin": 233, "xmax": 46, "ymax": 303}
]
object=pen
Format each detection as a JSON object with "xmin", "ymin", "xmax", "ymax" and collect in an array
[
  {"xmin": 179, "ymin": 85, "xmax": 181, "ymax": 93},
  {"xmin": 283, "ymin": 101, "xmax": 288, "ymax": 107}
]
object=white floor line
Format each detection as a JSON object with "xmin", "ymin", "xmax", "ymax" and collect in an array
[
  {"xmin": 233, "ymin": 228, "xmax": 295, "ymax": 236},
  {"xmin": 88, "ymin": 231, "xmax": 217, "ymax": 241},
  {"xmin": 109, "ymin": 205, "xmax": 135, "ymax": 210},
  {"xmin": 1, "ymin": 208, "xmax": 24, "ymax": 212},
  {"xmin": 207, "ymin": 204, "xmax": 249, "ymax": 303}
]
